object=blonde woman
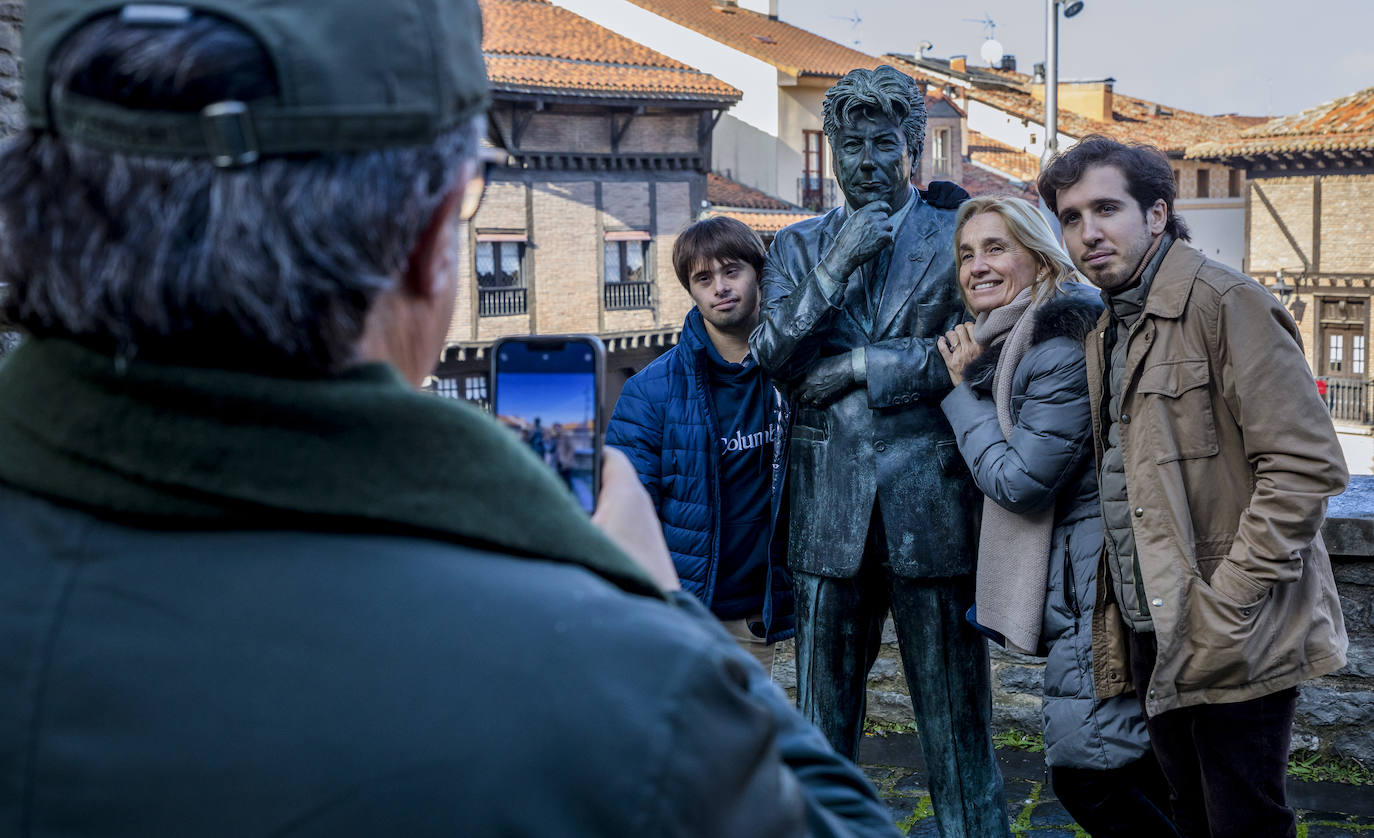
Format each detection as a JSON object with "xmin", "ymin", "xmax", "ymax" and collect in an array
[{"xmin": 937, "ymin": 196, "xmax": 1176, "ymax": 836}]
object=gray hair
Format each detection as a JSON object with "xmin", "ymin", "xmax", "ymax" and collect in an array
[
  {"xmin": 0, "ymin": 13, "xmax": 482, "ymax": 373},
  {"xmin": 822, "ymin": 65, "xmax": 927, "ymax": 164}
]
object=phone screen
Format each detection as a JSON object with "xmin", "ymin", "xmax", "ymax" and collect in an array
[{"xmin": 492, "ymin": 338, "xmax": 602, "ymax": 513}]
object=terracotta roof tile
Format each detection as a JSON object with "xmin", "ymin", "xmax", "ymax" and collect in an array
[
  {"xmin": 480, "ymin": 0, "xmax": 739, "ymax": 101},
  {"xmin": 707, "ymin": 172, "xmax": 797, "ymax": 209},
  {"xmin": 1188, "ymin": 87, "xmax": 1374, "ymax": 159},
  {"xmin": 966, "ymin": 85, "xmax": 1254, "ymax": 154},
  {"xmin": 966, "ymin": 131, "xmax": 1039, "ymax": 183},
  {"xmin": 625, "ymin": 0, "xmax": 879, "ymax": 78},
  {"xmin": 707, "ymin": 208, "xmax": 818, "ymax": 234},
  {"xmin": 955, "ymin": 165, "xmax": 1039, "ymax": 203}
]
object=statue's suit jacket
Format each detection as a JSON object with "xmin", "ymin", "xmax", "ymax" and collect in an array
[{"xmin": 751, "ymin": 196, "xmax": 980, "ymax": 579}]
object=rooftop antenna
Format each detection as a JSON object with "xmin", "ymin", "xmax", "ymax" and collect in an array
[
  {"xmin": 961, "ymin": 12, "xmax": 997, "ymax": 40},
  {"xmin": 829, "ymin": 9, "xmax": 862, "ymax": 47},
  {"xmin": 962, "ymin": 12, "xmax": 1004, "ymax": 67}
]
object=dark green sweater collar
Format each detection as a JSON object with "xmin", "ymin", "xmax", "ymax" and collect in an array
[{"xmin": 0, "ymin": 339, "xmax": 661, "ymax": 598}]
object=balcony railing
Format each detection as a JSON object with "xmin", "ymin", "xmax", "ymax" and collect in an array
[
  {"xmin": 478, "ymin": 286, "xmax": 527, "ymax": 317},
  {"xmin": 1318, "ymin": 376, "xmax": 1370, "ymax": 424},
  {"xmin": 797, "ymin": 177, "xmax": 840, "ymax": 212},
  {"xmin": 604, "ymin": 281, "xmax": 653, "ymax": 311}
]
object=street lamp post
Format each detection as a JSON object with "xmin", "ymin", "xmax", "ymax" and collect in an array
[{"xmin": 1042, "ymin": 0, "xmax": 1084, "ymax": 171}]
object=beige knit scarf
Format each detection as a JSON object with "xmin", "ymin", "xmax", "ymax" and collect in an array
[{"xmin": 969, "ymin": 284, "xmax": 1054, "ymax": 655}]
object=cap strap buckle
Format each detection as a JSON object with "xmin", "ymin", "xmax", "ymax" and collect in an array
[{"xmin": 201, "ymin": 101, "xmax": 259, "ymax": 168}]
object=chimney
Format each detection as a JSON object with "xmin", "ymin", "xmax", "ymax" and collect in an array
[
  {"xmin": 999, "ymin": 55, "xmax": 1016, "ymax": 72},
  {"xmin": 950, "ymin": 55, "xmax": 967, "ymax": 74},
  {"xmin": 735, "ymin": 0, "xmax": 778, "ymax": 16},
  {"xmin": 1032, "ymin": 80, "xmax": 1114, "ymax": 123}
]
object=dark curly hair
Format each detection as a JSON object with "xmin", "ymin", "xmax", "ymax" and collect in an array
[{"xmin": 1037, "ymin": 135, "xmax": 1190, "ymax": 241}]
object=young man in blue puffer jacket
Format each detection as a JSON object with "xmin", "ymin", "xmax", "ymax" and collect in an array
[{"xmin": 608, "ymin": 217, "xmax": 793, "ymax": 672}]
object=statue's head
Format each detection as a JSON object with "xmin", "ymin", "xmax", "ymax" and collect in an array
[{"xmin": 822, "ymin": 66, "xmax": 926, "ymax": 210}]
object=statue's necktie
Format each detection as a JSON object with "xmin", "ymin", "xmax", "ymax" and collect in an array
[{"xmin": 865, "ymin": 246, "xmax": 893, "ymax": 332}]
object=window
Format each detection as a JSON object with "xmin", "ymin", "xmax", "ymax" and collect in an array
[
  {"xmin": 476, "ymin": 235, "xmax": 527, "ymax": 317},
  {"xmin": 1356, "ymin": 336, "xmax": 1367, "ymax": 376},
  {"xmin": 432, "ymin": 377, "xmax": 461, "ymax": 398},
  {"xmin": 932, "ymin": 127, "xmax": 952, "ymax": 178},
  {"xmin": 604, "ymin": 232, "xmax": 652, "ymax": 310},
  {"xmin": 1172, "ymin": 168, "xmax": 1180, "ymax": 185},
  {"xmin": 801, "ymin": 130, "xmax": 825, "ymax": 211},
  {"xmin": 465, "ymin": 374, "xmax": 489, "ymax": 404},
  {"xmin": 1329, "ymin": 334, "xmax": 1345, "ymax": 373},
  {"xmin": 1196, "ymin": 168, "xmax": 1210, "ymax": 199},
  {"xmin": 1228, "ymin": 169, "xmax": 1242, "ymax": 198}
]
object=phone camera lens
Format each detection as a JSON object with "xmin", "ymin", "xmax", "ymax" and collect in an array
[{"xmin": 541, "ymin": 353, "xmax": 550, "ymax": 361}]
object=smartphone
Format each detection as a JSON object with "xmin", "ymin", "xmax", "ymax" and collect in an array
[{"xmin": 490, "ymin": 335, "xmax": 605, "ymax": 513}]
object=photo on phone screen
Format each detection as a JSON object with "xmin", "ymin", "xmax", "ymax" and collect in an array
[{"xmin": 491, "ymin": 336, "xmax": 603, "ymax": 513}]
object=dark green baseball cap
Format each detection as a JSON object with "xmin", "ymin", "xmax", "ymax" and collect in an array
[{"xmin": 24, "ymin": 0, "xmax": 491, "ymax": 166}]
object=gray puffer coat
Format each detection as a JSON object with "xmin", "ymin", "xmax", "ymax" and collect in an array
[{"xmin": 941, "ymin": 286, "xmax": 1151, "ymax": 771}]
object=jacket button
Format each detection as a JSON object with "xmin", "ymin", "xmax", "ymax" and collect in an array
[
  {"xmin": 1134, "ymin": 507, "xmax": 1144, "ymax": 518},
  {"xmin": 1120, "ymin": 413, "xmax": 1131, "ymax": 424},
  {"xmin": 874, "ymin": 440, "xmax": 887, "ymax": 453},
  {"xmin": 1151, "ymin": 598, "xmax": 1164, "ymax": 607},
  {"xmin": 1242, "ymin": 607, "xmax": 1252, "ymax": 616},
  {"xmin": 1148, "ymin": 689, "xmax": 1155, "ymax": 699}
]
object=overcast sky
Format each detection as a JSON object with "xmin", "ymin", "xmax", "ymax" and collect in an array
[{"xmin": 780, "ymin": 0, "xmax": 1372, "ymax": 119}]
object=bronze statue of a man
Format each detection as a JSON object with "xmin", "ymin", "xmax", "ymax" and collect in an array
[{"xmin": 750, "ymin": 66, "xmax": 1009, "ymax": 837}]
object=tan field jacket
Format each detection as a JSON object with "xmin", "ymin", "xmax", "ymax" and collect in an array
[{"xmin": 1086, "ymin": 240, "xmax": 1349, "ymax": 717}]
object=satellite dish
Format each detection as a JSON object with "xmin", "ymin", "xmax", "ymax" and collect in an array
[{"xmin": 980, "ymin": 38, "xmax": 1004, "ymax": 66}]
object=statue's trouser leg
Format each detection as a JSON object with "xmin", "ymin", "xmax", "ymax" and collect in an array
[
  {"xmin": 889, "ymin": 575, "xmax": 1011, "ymax": 838},
  {"xmin": 792, "ymin": 558, "xmax": 889, "ymax": 763}
]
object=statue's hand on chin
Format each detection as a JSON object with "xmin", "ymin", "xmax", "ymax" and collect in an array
[{"xmin": 823, "ymin": 201, "xmax": 894, "ymax": 279}]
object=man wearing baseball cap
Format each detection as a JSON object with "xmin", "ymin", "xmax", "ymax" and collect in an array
[{"xmin": 0, "ymin": 3, "xmax": 900, "ymax": 835}]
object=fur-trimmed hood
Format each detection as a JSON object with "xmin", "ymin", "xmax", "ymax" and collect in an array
[{"xmin": 964, "ymin": 287, "xmax": 1103, "ymax": 390}]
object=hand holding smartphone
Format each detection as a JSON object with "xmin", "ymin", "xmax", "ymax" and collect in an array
[{"xmin": 490, "ymin": 335, "xmax": 605, "ymax": 513}]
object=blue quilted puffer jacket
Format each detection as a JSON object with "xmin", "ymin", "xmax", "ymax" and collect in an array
[{"xmin": 607, "ymin": 309, "xmax": 793, "ymax": 642}]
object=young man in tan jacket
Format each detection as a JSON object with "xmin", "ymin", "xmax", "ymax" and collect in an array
[{"xmin": 1039, "ymin": 135, "xmax": 1349, "ymax": 838}]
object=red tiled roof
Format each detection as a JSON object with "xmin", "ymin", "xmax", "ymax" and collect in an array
[
  {"xmin": 966, "ymin": 131, "xmax": 1039, "ymax": 183},
  {"xmin": 966, "ymin": 85, "xmax": 1254, "ymax": 154},
  {"xmin": 1188, "ymin": 87, "xmax": 1374, "ymax": 159},
  {"xmin": 707, "ymin": 207, "xmax": 817, "ymax": 234},
  {"xmin": 480, "ymin": 0, "xmax": 740, "ymax": 101},
  {"xmin": 624, "ymin": 0, "xmax": 880, "ymax": 78},
  {"xmin": 954, "ymin": 165, "xmax": 1039, "ymax": 203},
  {"xmin": 707, "ymin": 172, "xmax": 796, "ymax": 209},
  {"xmin": 880, "ymin": 55, "xmax": 947, "ymax": 89}
]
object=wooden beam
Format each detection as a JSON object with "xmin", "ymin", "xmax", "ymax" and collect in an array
[{"xmin": 1313, "ymin": 176, "xmax": 1322, "ymax": 275}]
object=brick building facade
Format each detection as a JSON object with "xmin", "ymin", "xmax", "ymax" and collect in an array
[
  {"xmin": 1192, "ymin": 87, "xmax": 1374, "ymax": 468},
  {"xmin": 430, "ymin": 0, "xmax": 739, "ymax": 412}
]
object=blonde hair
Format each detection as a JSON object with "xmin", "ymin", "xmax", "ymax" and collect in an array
[{"xmin": 953, "ymin": 195, "xmax": 1083, "ymax": 304}]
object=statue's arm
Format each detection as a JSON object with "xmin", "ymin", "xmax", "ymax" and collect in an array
[
  {"xmin": 861, "ymin": 297, "xmax": 967, "ymax": 408},
  {"xmin": 749, "ymin": 231, "xmax": 846, "ymax": 385}
]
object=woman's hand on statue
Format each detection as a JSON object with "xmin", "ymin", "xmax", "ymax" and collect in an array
[{"xmin": 937, "ymin": 323, "xmax": 981, "ymax": 387}]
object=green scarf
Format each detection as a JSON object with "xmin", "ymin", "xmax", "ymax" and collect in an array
[{"xmin": 0, "ymin": 339, "xmax": 661, "ymax": 598}]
